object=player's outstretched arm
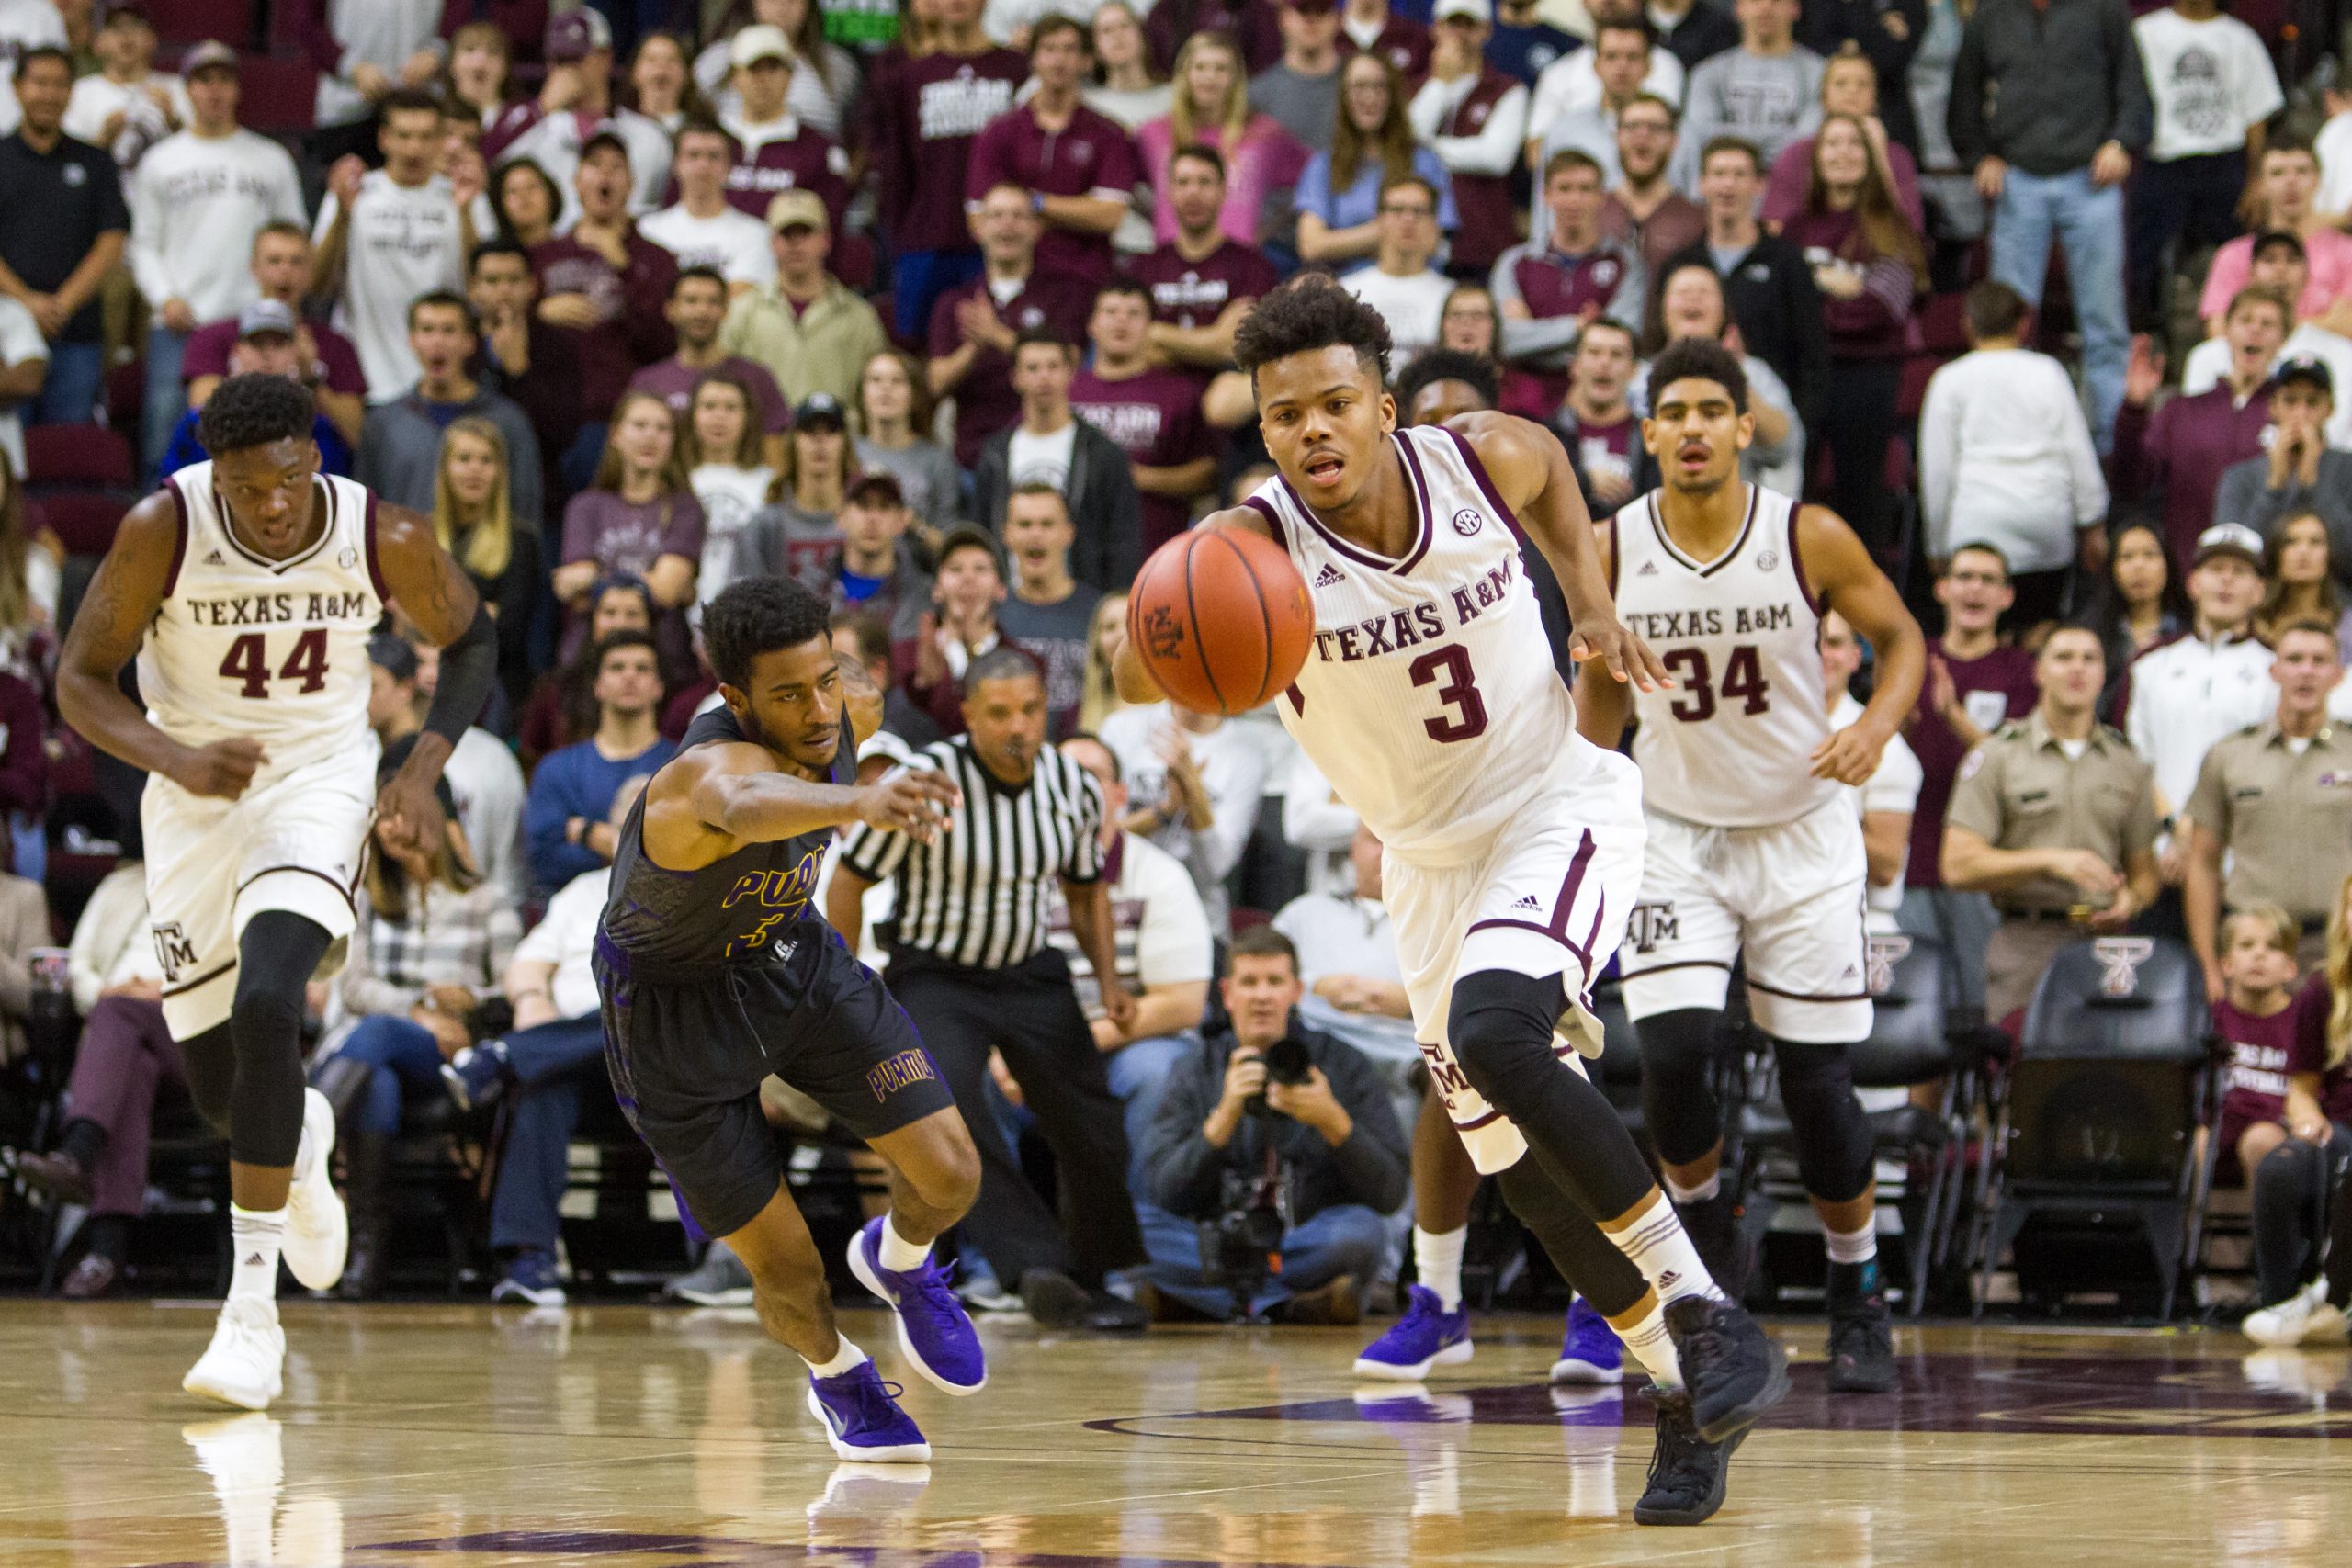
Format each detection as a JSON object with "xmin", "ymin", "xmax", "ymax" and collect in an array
[
  {"xmin": 56, "ymin": 495, "xmax": 263, "ymax": 797},
  {"xmin": 1106, "ymin": 506, "xmax": 1272, "ymax": 703},
  {"xmin": 374, "ymin": 503, "xmax": 490, "ymax": 851},
  {"xmin": 1795, "ymin": 504, "xmax": 1927, "ymax": 784},
  {"xmin": 1449, "ymin": 410, "xmax": 1669, "ymax": 692},
  {"xmin": 661, "ymin": 742, "xmax": 962, "ymax": 861}
]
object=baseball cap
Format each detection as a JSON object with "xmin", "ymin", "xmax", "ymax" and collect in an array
[
  {"xmin": 1280, "ymin": 0, "xmax": 1338, "ymax": 13},
  {"xmin": 545, "ymin": 8, "xmax": 613, "ymax": 62},
  {"xmin": 1432, "ymin": 0, "xmax": 1492, "ymax": 21},
  {"xmin": 765, "ymin": 187, "xmax": 828, "ymax": 231},
  {"xmin": 237, "ymin": 298, "xmax": 296, "ymax": 341},
  {"xmin": 2193, "ymin": 522, "xmax": 2266, "ymax": 570},
  {"xmin": 2270, "ymin": 354, "xmax": 2334, "ymax": 398},
  {"xmin": 97, "ymin": 3, "xmax": 153, "ymax": 28},
  {"xmin": 936, "ymin": 523, "xmax": 1003, "ymax": 574},
  {"xmin": 181, "ymin": 39, "xmax": 239, "ymax": 75},
  {"xmin": 793, "ymin": 391, "xmax": 847, "ymax": 429},
  {"xmin": 730, "ymin": 23, "xmax": 793, "ymax": 67},
  {"xmin": 845, "ymin": 471, "xmax": 906, "ymax": 508}
]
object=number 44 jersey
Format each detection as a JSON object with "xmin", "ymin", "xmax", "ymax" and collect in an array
[
  {"xmin": 1610, "ymin": 483, "xmax": 1838, "ymax": 829},
  {"xmin": 134, "ymin": 463, "xmax": 388, "ymax": 786},
  {"xmin": 1243, "ymin": 424, "xmax": 1612, "ymax": 864}
]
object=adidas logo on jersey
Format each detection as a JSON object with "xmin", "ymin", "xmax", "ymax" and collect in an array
[
  {"xmin": 1512, "ymin": 894, "xmax": 1542, "ymax": 910},
  {"xmin": 204, "ymin": 550, "xmax": 225, "ymax": 566},
  {"xmin": 1637, "ymin": 560, "xmax": 1658, "ymax": 575},
  {"xmin": 1314, "ymin": 563, "xmax": 1344, "ymax": 588}
]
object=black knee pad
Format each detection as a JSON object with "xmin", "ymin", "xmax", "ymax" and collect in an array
[
  {"xmin": 1446, "ymin": 968, "xmax": 1566, "ymax": 1108},
  {"xmin": 1636, "ymin": 1009, "xmax": 1724, "ymax": 1168},
  {"xmin": 1774, "ymin": 1040, "xmax": 1874, "ymax": 1205},
  {"xmin": 224, "ymin": 912, "xmax": 333, "ymax": 1168},
  {"xmin": 180, "ymin": 1021, "xmax": 236, "ymax": 1139}
]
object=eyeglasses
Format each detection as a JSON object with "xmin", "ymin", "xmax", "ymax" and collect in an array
[
  {"xmin": 1621, "ymin": 118, "xmax": 1673, "ymax": 135},
  {"xmin": 1380, "ymin": 203, "xmax": 1435, "ymax": 217}
]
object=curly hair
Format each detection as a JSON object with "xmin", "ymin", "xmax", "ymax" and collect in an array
[
  {"xmin": 1395, "ymin": 349, "xmax": 1497, "ymax": 416},
  {"xmin": 704, "ymin": 576, "xmax": 832, "ymax": 693},
  {"xmin": 1648, "ymin": 338, "xmax": 1748, "ymax": 416},
  {"xmin": 198, "ymin": 374, "xmax": 316, "ymax": 457},
  {"xmin": 1232, "ymin": 274, "xmax": 1393, "ymax": 387}
]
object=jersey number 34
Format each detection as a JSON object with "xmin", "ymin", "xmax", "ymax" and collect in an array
[{"xmin": 219, "ymin": 629, "xmax": 330, "ymax": 699}]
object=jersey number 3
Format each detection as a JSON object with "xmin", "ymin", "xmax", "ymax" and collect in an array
[
  {"xmin": 1661, "ymin": 645, "xmax": 1771, "ymax": 722},
  {"xmin": 220, "ymin": 629, "xmax": 329, "ymax": 700},
  {"xmin": 1410, "ymin": 645, "xmax": 1489, "ymax": 742}
]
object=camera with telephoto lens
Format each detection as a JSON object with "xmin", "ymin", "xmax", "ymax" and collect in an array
[
  {"xmin": 1200, "ymin": 1172, "xmax": 1288, "ymax": 1320},
  {"xmin": 1246, "ymin": 1034, "xmax": 1315, "ymax": 1118}
]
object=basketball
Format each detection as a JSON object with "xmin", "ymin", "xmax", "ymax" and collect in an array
[{"xmin": 1125, "ymin": 525, "xmax": 1314, "ymax": 715}]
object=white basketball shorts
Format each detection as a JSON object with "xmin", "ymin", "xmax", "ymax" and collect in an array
[
  {"xmin": 1383, "ymin": 746, "xmax": 1645, "ymax": 1175},
  {"xmin": 1616, "ymin": 795, "xmax": 1871, "ymax": 1043},
  {"xmin": 142, "ymin": 745, "xmax": 376, "ymax": 1040}
]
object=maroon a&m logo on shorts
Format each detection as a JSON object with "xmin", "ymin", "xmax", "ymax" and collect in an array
[{"xmin": 1452, "ymin": 508, "xmax": 1482, "ymax": 537}]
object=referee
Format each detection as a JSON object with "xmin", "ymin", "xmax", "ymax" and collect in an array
[{"xmin": 830, "ymin": 645, "xmax": 1149, "ymax": 1332}]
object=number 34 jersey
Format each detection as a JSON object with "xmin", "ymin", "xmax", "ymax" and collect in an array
[
  {"xmin": 134, "ymin": 463, "xmax": 387, "ymax": 785},
  {"xmin": 1610, "ymin": 483, "xmax": 1838, "ymax": 829},
  {"xmin": 1244, "ymin": 424, "xmax": 1609, "ymax": 865}
]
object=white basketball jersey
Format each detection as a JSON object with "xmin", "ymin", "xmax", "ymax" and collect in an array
[
  {"xmin": 1245, "ymin": 424, "xmax": 1600, "ymax": 864},
  {"xmin": 136, "ymin": 465, "xmax": 388, "ymax": 784},
  {"xmin": 1611, "ymin": 483, "xmax": 1838, "ymax": 829}
]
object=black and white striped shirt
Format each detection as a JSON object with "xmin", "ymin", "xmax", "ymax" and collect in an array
[{"xmin": 841, "ymin": 738, "xmax": 1106, "ymax": 970}]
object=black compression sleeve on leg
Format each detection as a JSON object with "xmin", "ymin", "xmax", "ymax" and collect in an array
[
  {"xmin": 226, "ymin": 911, "xmax": 333, "ymax": 1168},
  {"xmin": 2251, "ymin": 1138, "xmax": 2324, "ymax": 1305},
  {"xmin": 1635, "ymin": 1009, "xmax": 1725, "ymax": 1169},
  {"xmin": 180, "ymin": 1021, "xmax": 236, "ymax": 1139},
  {"xmin": 1772, "ymin": 1039, "xmax": 1876, "ymax": 1205},
  {"xmin": 1495, "ymin": 1156, "xmax": 1648, "ymax": 1317},
  {"xmin": 1447, "ymin": 968, "xmax": 1657, "ymax": 1223}
]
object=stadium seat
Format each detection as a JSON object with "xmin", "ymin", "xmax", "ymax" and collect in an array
[
  {"xmin": 151, "ymin": 0, "xmax": 255, "ymax": 50},
  {"xmin": 23, "ymin": 424, "xmax": 132, "ymax": 490},
  {"xmin": 237, "ymin": 54, "xmax": 317, "ymax": 134},
  {"xmin": 1917, "ymin": 292, "xmax": 1969, "ymax": 356},
  {"xmin": 37, "ymin": 492, "xmax": 132, "ymax": 558},
  {"xmin": 1971, "ymin": 936, "xmax": 2211, "ymax": 1318}
]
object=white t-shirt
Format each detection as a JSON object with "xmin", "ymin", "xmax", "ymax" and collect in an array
[
  {"xmin": 1342, "ymin": 265, "xmax": 1454, "ymax": 365},
  {"xmin": 1008, "ymin": 420, "xmax": 1079, "ymax": 490},
  {"xmin": 2132, "ymin": 8, "xmax": 2282, "ymax": 163},
  {"xmin": 517, "ymin": 865, "xmax": 611, "ymax": 1021},
  {"xmin": 63, "ymin": 71, "xmax": 191, "ymax": 172},
  {"xmin": 0, "ymin": 294, "xmax": 44, "ymax": 479},
  {"xmin": 311, "ymin": 0, "xmax": 442, "ymax": 127},
  {"xmin": 0, "ymin": 0, "xmax": 67, "ymax": 137},
  {"xmin": 1097, "ymin": 703, "xmax": 1273, "ymax": 934},
  {"xmin": 639, "ymin": 202, "xmax": 778, "ymax": 289},
  {"xmin": 2180, "ymin": 321, "xmax": 2352, "ymax": 449},
  {"xmin": 691, "ymin": 462, "xmax": 778, "ymax": 604},
  {"xmin": 1281, "ymin": 747, "xmax": 1359, "ymax": 897},
  {"xmin": 129, "ymin": 129, "xmax": 307, "ymax": 321},
  {"xmin": 313, "ymin": 170, "xmax": 469, "ymax": 403},
  {"xmin": 1526, "ymin": 47, "xmax": 1683, "ymax": 142},
  {"xmin": 446, "ymin": 726, "xmax": 528, "ymax": 907},
  {"xmin": 1831, "ymin": 691, "xmax": 1923, "ymax": 921},
  {"xmin": 2318, "ymin": 110, "xmax": 2352, "ymax": 219},
  {"xmin": 1046, "ymin": 830, "xmax": 1214, "ymax": 1016}
]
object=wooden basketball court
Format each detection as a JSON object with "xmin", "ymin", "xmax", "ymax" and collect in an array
[{"xmin": 3, "ymin": 1302, "xmax": 2345, "ymax": 1566}]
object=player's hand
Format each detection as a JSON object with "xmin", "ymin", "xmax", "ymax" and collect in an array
[
  {"xmin": 1567, "ymin": 609, "xmax": 1673, "ymax": 691},
  {"xmin": 2047, "ymin": 848, "xmax": 2123, "ymax": 899},
  {"xmin": 1809, "ymin": 721, "xmax": 1889, "ymax": 784},
  {"xmin": 1099, "ymin": 977, "xmax": 1138, "ymax": 1035},
  {"xmin": 170, "ymin": 737, "xmax": 266, "ymax": 800},
  {"xmin": 374, "ymin": 765, "xmax": 447, "ymax": 862},
  {"xmin": 858, "ymin": 766, "xmax": 961, "ymax": 841}
]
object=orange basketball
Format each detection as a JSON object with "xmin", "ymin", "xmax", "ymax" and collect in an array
[{"xmin": 1126, "ymin": 526, "xmax": 1314, "ymax": 716}]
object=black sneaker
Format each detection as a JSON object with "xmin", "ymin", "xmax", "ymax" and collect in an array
[
  {"xmin": 1633, "ymin": 1387, "xmax": 1747, "ymax": 1526},
  {"xmin": 1663, "ymin": 1294, "xmax": 1789, "ymax": 1444},
  {"xmin": 1020, "ymin": 1268, "xmax": 1089, "ymax": 1329},
  {"xmin": 1825, "ymin": 1260, "xmax": 1896, "ymax": 1393},
  {"xmin": 1674, "ymin": 1189, "xmax": 1752, "ymax": 1300},
  {"xmin": 1080, "ymin": 1290, "xmax": 1149, "ymax": 1333}
]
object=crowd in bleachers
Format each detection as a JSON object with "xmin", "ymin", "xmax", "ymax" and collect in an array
[{"xmin": 0, "ymin": 0, "xmax": 2347, "ymax": 1339}]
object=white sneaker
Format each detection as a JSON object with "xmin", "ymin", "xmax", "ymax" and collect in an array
[
  {"xmin": 282, "ymin": 1088, "xmax": 347, "ymax": 1291},
  {"xmin": 184, "ymin": 1298, "xmax": 286, "ymax": 1410},
  {"xmin": 2243, "ymin": 1278, "xmax": 2340, "ymax": 1347}
]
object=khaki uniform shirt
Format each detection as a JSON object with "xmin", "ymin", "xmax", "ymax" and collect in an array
[
  {"xmin": 2184, "ymin": 719, "xmax": 2352, "ymax": 926},
  {"xmin": 1946, "ymin": 710, "xmax": 2161, "ymax": 916},
  {"xmin": 718, "ymin": 276, "xmax": 890, "ymax": 412}
]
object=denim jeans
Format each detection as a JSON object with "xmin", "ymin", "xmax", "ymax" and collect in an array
[
  {"xmin": 1102, "ymin": 1032, "xmax": 1196, "ymax": 1188},
  {"xmin": 1136, "ymin": 1200, "xmax": 1392, "ymax": 1319},
  {"xmin": 31, "ymin": 341, "xmax": 103, "ymax": 427},
  {"xmin": 1987, "ymin": 165, "xmax": 2127, "ymax": 454},
  {"xmin": 488, "ymin": 1014, "xmax": 616, "ymax": 1253},
  {"xmin": 141, "ymin": 324, "xmax": 188, "ymax": 479},
  {"xmin": 332, "ymin": 1015, "xmax": 449, "ymax": 1137}
]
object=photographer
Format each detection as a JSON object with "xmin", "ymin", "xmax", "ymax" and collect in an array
[{"xmin": 1136, "ymin": 927, "xmax": 1409, "ymax": 1324}]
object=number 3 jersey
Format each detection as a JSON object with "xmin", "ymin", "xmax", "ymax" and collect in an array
[
  {"xmin": 1243, "ymin": 424, "xmax": 1606, "ymax": 864},
  {"xmin": 1610, "ymin": 483, "xmax": 1838, "ymax": 829},
  {"xmin": 134, "ymin": 463, "xmax": 387, "ymax": 784}
]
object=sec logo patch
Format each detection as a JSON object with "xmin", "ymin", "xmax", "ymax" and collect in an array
[{"xmin": 1452, "ymin": 508, "xmax": 1482, "ymax": 536}]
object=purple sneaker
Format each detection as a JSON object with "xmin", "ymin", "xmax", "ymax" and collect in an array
[
  {"xmin": 848, "ymin": 1218, "xmax": 987, "ymax": 1395},
  {"xmin": 806, "ymin": 1361, "xmax": 931, "ymax": 1462},
  {"xmin": 1353, "ymin": 1284, "xmax": 1474, "ymax": 1381},
  {"xmin": 1550, "ymin": 1295, "xmax": 1624, "ymax": 1384}
]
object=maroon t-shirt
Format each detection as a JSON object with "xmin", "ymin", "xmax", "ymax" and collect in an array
[
  {"xmin": 1071, "ymin": 365, "xmax": 1212, "ymax": 555},
  {"xmin": 1905, "ymin": 642, "xmax": 2040, "ymax": 887},
  {"xmin": 184, "ymin": 315, "xmax": 366, "ymax": 396},
  {"xmin": 1146, "ymin": 0, "xmax": 1281, "ymax": 73},
  {"xmin": 1420, "ymin": 68, "xmax": 1519, "ymax": 273},
  {"xmin": 2215, "ymin": 997, "xmax": 2301, "ymax": 1134},
  {"xmin": 1340, "ymin": 17, "xmax": 1432, "ymax": 81},
  {"xmin": 966, "ymin": 103, "xmax": 1143, "ymax": 284},
  {"xmin": 2110, "ymin": 385, "xmax": 2274, "ymax": 581},
  {"xmin": 528, "ymin": 231, "xmax": 680, "ymax": 420},
  {"xmin": 1504, "ymin": 241, "xmax": 1638, "ymax": 333},
  {"xmin": 1123, "ymin": 239, "xmax": 1282, "ymax": 388},
  {"xmin": 721, "ymin": 122, "xmax": 851, "ymax": 232},
  {"xmin": 927, "ymin": 268, "xmax": 1097, "ymax": 467},
  {"xmin": 626, "ymin": 354, "xmax": 791, "ymax": 434},
  {"xmin": 1558, "ymin": 409, "xmax": 1638, "ymax": 501},
  {"xmin": 2291, "ymin": 973, "xmax": 2352, "ymax": 1123},
  {"xmin": 876, "ymin": 49, "xmax": 1029, "ymax": 253}
]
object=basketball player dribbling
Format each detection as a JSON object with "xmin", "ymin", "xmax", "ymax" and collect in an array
[
  {"xmin": 56, "ymin": 375, "xmax": 503, "ymax": 1408},
  {"xmin": 1110, "ymin": 276, "xmax": 1788, "ymax": 1525},
  {"xmin": 1577, "ymin": 339, "xmax": 1927, "ymax": 1393}
]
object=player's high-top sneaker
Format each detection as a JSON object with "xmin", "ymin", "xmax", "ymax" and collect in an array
[
  {"xmin": 1353, "ymin": 1285, "xmax": 1473, "ymax": 1380},
  {"xmin": 1662, "ymin": 1294, "xmax": 1788, "ymax": 1443},
  {"xmin": 281, "ymin": 1089, "xmax": 347, "ymax": 1291},
  {"xmin": 807, "ymin": 1361, "xmax": 931, "ymax": 1462},
  {"xmin": 1634, "ymin": 1387, "xmax": 1747, "ymax": 1525},
  {"xmin": 1825, "ymin": 1258, "xmax": 1896, "ymax": 1393},
  {"xmin": 183, "ymin": 1298, "xmax": 286, "ymax": 1411}
]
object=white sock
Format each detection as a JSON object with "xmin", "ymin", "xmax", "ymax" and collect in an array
[
  {"xmin": 228, "ymin": 1206, "xmax": 286, "ymax": 1304},
  {"xmin": 1611, "ymin": 1298, "xmax": 1684, "ymax": 1390},
  {"xmin": 803, "ymin": 1337, "xmax": 867, "ymax": 1379},
  {"xmin": 1663, "ymin": 1169, "xmax": 1720, "ymax": 1205},
  {"xmin": 876, "ymin": 1216, "xmax": 930, "ymax": 1272},
  {"xmin": 1413, "ymin": 1226, "xmax": 1467, "ymax": 1311},
  {"xmin": 1607, "ymin": 1190, "xmax": 1724, "ymax": 1306},
  {"xmin": 1824, "ymin": 1221, "xmax": 1877, "ymax": 1266}
]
